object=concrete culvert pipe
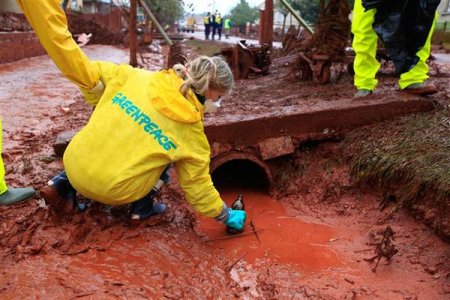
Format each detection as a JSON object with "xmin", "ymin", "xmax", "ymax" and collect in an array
[{"xmin": 210, "ymin": 151, "xmax": 273, "ymax": 192}]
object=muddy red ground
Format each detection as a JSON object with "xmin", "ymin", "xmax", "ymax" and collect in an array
[{"xmin": 0, "ymin": 45, "xmax": 449, "ymax": 299}]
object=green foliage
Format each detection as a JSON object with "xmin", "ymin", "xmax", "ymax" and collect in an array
[
  {"xmin": 442, "ymin": 42, "xmax": 450, "ymax": 51},
  {"xmin": 289, "ymin": 0, "xmax": 354, "ymax": 25},
  {"xmin": 276, "ymin": 0, "xmax": 292, "ymax": 17},
  {"xmin": 432, "ymin": 21, "xmax": 450, "ymax": 45},
  {"xmin": 290, "ymin": 0, "xmax": 321, "ymax": 24},
  {"xmin": 229, "ymin": 0, "xmax": 259, "ymax": 30},
  {"xmin": 142, "ymin": 0, "xmax": 184, "ymax": 27}
]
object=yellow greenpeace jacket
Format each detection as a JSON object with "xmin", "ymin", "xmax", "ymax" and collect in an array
[
  {"xmin": 65, "ymin": 65, "xmax": 223, "ymax": 218},
  {"xmin": 17, "ymin": 0, "xmax": 224, "ymax": 218}
]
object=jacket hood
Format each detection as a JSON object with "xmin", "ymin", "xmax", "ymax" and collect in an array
[{"xmin": 151, "ymin": 69, "xmax": 204, "ymax": 123}]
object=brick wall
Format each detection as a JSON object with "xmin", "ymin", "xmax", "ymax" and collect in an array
[{"xmin": 0, "ymin": 32, "xmax": 46, "ymax": 64}]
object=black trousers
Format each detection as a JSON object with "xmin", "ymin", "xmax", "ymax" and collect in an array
[{"xmin": 205, "ymin": 25, "xmax": 211, "ymax": 39}]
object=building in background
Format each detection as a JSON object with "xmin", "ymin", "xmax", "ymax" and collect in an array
[
  {"xmin": 82, "ymin": 0, "xmax": 115, "ymax": 14},
  {"xmin": 256, "ymin": 0, "xmax": 304, "ymax": 32}
]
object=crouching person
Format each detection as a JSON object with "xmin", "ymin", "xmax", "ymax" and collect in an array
[
  {"xmin": 19, "ymin": 0, "xmax": 245, "ymax": 232},
  {"xmin": 40, "ymin": 55, "xmax": 246, "ymax": 232}
]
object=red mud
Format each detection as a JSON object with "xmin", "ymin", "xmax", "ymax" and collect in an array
[
  {"xmin": 199, "ymin": 188, "xmax": 342, "ymax": 272},
  {"xmin": 0, "ymin": 45, "xmax": 449, "ymax": 298}
]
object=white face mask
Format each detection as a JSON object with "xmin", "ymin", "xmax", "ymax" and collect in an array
[{"xmin": 203, "ymin": 98, "xmax": 222, "ymax": 113}]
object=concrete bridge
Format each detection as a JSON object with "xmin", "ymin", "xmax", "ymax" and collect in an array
[
  {"xmin": 53, "ymin": 93, "xmax": 434, "ymax": 193},
  {"xmin": 204, "ymin": 94, "xmax": 435, "ymax": 192}
]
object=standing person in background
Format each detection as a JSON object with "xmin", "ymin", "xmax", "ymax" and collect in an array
[
  {"xmin": 224, "ymin": 17, "xmax": 233, "ymax": 39},
  {"xmin": 204, "ymin": 12, "xmax": 212, "ymax": 40},
  {"xmin": 215, "ymin": 13, "xmax": 223, "ymax": 40},
  {"xmin": 0, "ymin": 118, "xmax": 35, "ymax": 205},
  {"xmin": 211, "ymin": 10, "xmax": 218, "ymax": 40},
  {"xmin": 352, "ymin": 0, "xmax": 439, "ymax": 98}
]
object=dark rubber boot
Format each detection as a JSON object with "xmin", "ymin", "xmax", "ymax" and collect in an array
[
  {"xmin": 0, "ymin": 187, "xmax": 35, "ymax": 205},
  {"xmin": 130, "ymin": 198, "xmax": 166, "ymax": 221},
  {"xmin": 40, "ymin": 185, "xmax": 75, "ymax": 214}
]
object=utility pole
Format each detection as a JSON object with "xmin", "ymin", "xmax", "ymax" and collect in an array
[
  {"xmin": 129, "ymin": 0, "xmax": 138, "ymax": 67},
  {"xmin": 259, "ymin": 0, "xmax": 273, "ymax": 48},
  {"xmin": 266, "ymin": 0, "xmax": 273, "ymax": 48}
]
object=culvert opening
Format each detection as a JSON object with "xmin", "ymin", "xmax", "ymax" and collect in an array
[{"xmin": 211, "ymin": 159, "xmax": 269, "ymax": 191}]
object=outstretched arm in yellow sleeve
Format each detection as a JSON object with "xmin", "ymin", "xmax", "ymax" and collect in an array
[
  {"xmin": 175, "ymin": 155, "xmax": 225, "ymax": 219},
  {"xmin": 175, "ymin": 153, "xmax": 247, "ymax": 231},
  {"xmin": 16, "ymin": 0, "xmax": 100, "ymax": 91}
]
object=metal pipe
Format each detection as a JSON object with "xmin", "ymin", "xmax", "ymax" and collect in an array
[
  {"xmin": 278, "ymin": 0, "xmax": 314, "ymax": 34},
  {"xmin": 137, "ymin": 0, "xmax": 173, "ymax": 46}
]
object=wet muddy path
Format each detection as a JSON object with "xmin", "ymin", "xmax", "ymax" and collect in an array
[{"xmin": 0, "ymin": 45, "xmax": 449, "ymax": 299}]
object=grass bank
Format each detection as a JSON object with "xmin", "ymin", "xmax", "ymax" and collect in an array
[{"xmin": 347, "ymin": 105, "xmax": 450, "ymax": 239}]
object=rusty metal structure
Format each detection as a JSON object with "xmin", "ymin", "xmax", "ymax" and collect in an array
[
  {"xmin": 221, "ymin": 41, "xmax": 272, "ymax": 79},
  {"xmin": 292, "ymin": 0, "xmax": 351, "ymax": 84},
  {"xmin": 259, "ymin": 0, "xmax": 274, "ymax": 48}
]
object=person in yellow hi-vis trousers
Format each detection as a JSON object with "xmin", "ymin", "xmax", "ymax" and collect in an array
[
  {"xmin": 17, "ymin": 0, "xmax": 246, "ymax": 232},
  {"xmin": 352, "ymin": 0, "xmax": 439, "ymax": 97},
  {"xmin": 0, "ymin": 118, "xmax": 35, "ymax": 205}
]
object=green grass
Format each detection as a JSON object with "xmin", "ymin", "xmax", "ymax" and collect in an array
[
  {"xmin": 434, "ymin": 22, "xmax": 449, "ymax": 31},
  {"xmin": 184, "ymin": 39, "xmax": 230, "ymax": 57},
  {"xmin": 442, "ymin": 42, "xmax": 450, "ymax": 51},
  {"xmin": 348, "ymin": 107, "xmax": 450, "ymax": 209},
  {"xmin": 432, "ymin": 22, "xmax": 450, "ymax": 44}
]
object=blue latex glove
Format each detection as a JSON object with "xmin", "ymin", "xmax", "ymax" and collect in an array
[{"xmin": 225, "ymin": 208, "xmax": 246, "ymax": 230}]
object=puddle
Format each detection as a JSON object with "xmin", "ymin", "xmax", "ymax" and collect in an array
[{"xmin": 198, "ymin": 188, "xmax": 343, "ymax": 273}]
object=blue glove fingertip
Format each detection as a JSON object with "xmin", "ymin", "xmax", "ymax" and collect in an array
[{"xmin": 226, "ymin": 208, "xmax": 247, "ymax": 230}]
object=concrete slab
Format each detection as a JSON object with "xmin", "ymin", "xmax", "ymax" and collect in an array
[
  {"xmin": 204, "ymin": 94, "xmax": 435, "ymax": 146},
  {"xmin": 52, "ymin": 94, "xmax": 434, "ymax": 158}
]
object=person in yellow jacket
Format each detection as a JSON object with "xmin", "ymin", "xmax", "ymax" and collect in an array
[
  {"xmin": 352, "ymin": 0, "xmax": 438, "ymax": 97},
  {"xmin": 224, "ymin": 18, "xmax": 232, "ymax": 39},
  {"xmin": 17, "ymin": 0, "xmax": 246, "ymax": 230},
  {"xmin": 0, "ymin": 118, "xmax": 35, "ymax": 205},
  {"xmin": 212, "ymin": 11, "xmax": 223, "ymax": 41},
  {"xmin": 204, "ymin": 12, "xmax": 212, "ymax": 40}
]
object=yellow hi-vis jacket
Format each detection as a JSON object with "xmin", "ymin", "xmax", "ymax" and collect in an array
[
  {"xmin": 224, "ymin": 19, "xmax": 232, "ymax": 29},
  {"xmin": 17, "ymin": 0, "xmax": 224, "ymax": 218}
]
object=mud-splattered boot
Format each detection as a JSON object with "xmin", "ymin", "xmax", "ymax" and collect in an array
[
  {"xmin": 130, "ymin": 196, "xmax": 166, "ymax": 221},
  {"xmin": 0, "ymin": 187, "xmax": 35, "ymax": 205},
  {"xmin": 129, "ymin": 165, "xmax": 171, "ymax": 221},
  {"xmin": 402, "ymin": 82, "xmax": 438, "ymax": 96},
  {"xmin": 40, "ymin": 171, "xmax": 86, "ymax": 214},
  {"xmin": 353, "ymin": 89, "xmax": 373, "ymax": 98}
]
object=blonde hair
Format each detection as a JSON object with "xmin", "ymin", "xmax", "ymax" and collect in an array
[{"xmin": 173, "ymin": 56, "xmax": 234, "ymax": 97}]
